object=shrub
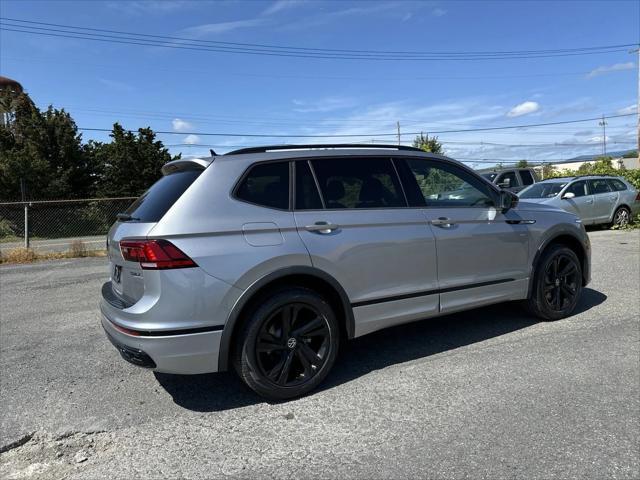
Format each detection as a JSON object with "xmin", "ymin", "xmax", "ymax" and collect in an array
[
  {"xmin": 2, "ymin": 247, "xmax": 37, "ymax": 263},
  {"xmin": 69, "ymin": 240, "xmax": 87, "ymax": 257}
]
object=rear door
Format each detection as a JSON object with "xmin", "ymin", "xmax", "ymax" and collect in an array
[
  {"xmin": 588, "ymin": 178, "xmax": 618, "ymax": 223},
  {"xmin": 293, "ymin": 157, "xmax": 439, "ymax": 337},
  {"xmin": 107, "ymin": 167, "xmax": 203, "ymax": 305},
  {"xmin": 398, "ymin": 158, "xmax": 530, "ymax": 314}
]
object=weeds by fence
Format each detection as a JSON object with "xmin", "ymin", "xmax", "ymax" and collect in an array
[{"xmin": 0, "ymin": 197, "xmax": 136, "ymax": 252}]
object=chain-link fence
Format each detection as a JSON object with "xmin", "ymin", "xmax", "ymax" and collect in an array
[{"xmin": 0, "ymin": 197, "xmax": 136, "ymax": 253}]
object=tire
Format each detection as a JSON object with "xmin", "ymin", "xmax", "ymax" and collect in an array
[
  {"xmin": 232, "ymin": 287, "xmax": 340, "ymax": 400},
  {"xmin": 525, "ymin": 244, "xmax": 582, "ymax": 321},
  {"xmin": 610, "ymin": 206, "xmax": 631, "ymax": 229}
]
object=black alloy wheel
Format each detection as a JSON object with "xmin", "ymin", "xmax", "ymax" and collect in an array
[
  {"xmin": 542, "ymin": 253, "xmax": 580, "ymax": 311},
  {"xmin": 255, "ymin": 303, "xmax": 331, "ymax": 387},
  {"xmin": 525, "ymin": 244, "xmax": 583, "ymax": 321},
  {"xmin": 234, "ymin": 287, "xmax": 339, "ymax": 400}
]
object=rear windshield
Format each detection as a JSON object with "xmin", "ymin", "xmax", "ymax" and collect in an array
[
  {"xmin": 124, "ymin": 169, "xmax": 202, "ymax": 222},
  {"xmin": 482, "ymin": 173, "xmax": 497, "ymax": 181},
  {"xmin": 519, "ymin": 182, "xmax": 567, "ymax": 199}
]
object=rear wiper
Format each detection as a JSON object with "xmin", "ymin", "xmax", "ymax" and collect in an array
[{"xmin": 116, "ymin": 213, "xmax": 140, "ymax": 222}]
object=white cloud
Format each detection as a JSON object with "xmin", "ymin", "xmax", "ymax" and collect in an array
[
  {"xmin": 617, "ymin": 104, "xmax": 637, "ymax": 115},
  {"xmin": 172, "ymin": 118, "xmax": 193, "ymax": 132},
  {"xmin": 292, "ymin": 96, "xmax": 357, "ymax": 113},
  {"xmin": 262, "ymin": 0, "xmax": 305, "ymax": 16},
  {"xmin": 178, "ymin": 18, "xmax": 266, "ymax": 37},
  {"xmin": 432, "ymin": 8, "xmax": 447, "ymax": 17},
  {"xmin": 183, "ymin": 134, "xmax": 201, "ymax": 144},
  {"xmin": 107, "ymin": 0, "xmax": 192, "ymax": 15},
  {"xmin": 507, "ymin": 101, "xmax": 540, "ymax": 118},
  {"xmin": 587, "ymin": 62, "xmax": 635, "ymax": 78},
  {"xmin": 573, "ymin": 129, "xmax": 593, "ymax": 137}
]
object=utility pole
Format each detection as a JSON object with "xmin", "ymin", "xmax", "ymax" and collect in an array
[
  {"xmin": 633, "ymin": 46, "xmax": 640, "ymax": 159},
  {"xmin": 396, "ymin": 121, "xmax": 401, "ymax": 145},
  {"xmin": 598, "ymin": 114, "xmax": 607, "ymax": 156}
]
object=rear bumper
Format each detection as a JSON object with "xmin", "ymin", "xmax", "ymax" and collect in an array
[{"xmin": 101, "ymin": 312, "xmax": 223, "ymax": 374}]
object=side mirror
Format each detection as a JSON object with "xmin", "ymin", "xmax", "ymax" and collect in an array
[
  {"xmin": 498, "ymin": 190, "xmax": 518, "ymax": 212},
  {"xmin": 562, "ymin": 192, "xmax": 575, "ymax": 199}
]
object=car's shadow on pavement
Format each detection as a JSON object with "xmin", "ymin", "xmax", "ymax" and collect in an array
[{"xmin": 155, "ymin": 287, "xmax": 606, "ymax": 412}]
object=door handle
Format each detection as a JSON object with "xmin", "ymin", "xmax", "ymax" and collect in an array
[
  {"xmin": 431, "ymin": 217, "xmax": 455, "ymax": 228},
  {"xmin": 305, "ymin": 221, "xmax": 339, "ymax": 234},
  {"xmin": 586, "ymin": 199, "xmax": 593, "ymax": 204}
]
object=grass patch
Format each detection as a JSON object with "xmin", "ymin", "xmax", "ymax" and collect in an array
[{"xmin": 0, "ymin": 247, "xmax": 106, "ymax": 264}]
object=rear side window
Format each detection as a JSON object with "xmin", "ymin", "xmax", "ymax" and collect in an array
[
  {"xmin": 311, "ymin": 158, "xmax": 405, "ymax": 209},
  {"xmin": 295, "ymin": 161, "xmax": 323, "ymax": 210},
  {"xmin": 236, "ymin": 162, "xmax": 290, "ymax": 210},
  {"xmin": 608, "ymin": 179, "xmax": 627, "ymax": 191},
  {"xmin": 125, "ymin": 169, "xmax": 202, "ymax": 222},
  {"xmin": 519, "ymin": 170, "xmax": 535, "ymax": 185},
  {"xmin": 589, "ymin": 179, "xmax": 612, "ymax": 194}
]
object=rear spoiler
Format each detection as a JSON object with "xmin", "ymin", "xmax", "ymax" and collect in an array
[{"xmin": 161, "ymin": 157, "xmax": 213, "ymax": 175}]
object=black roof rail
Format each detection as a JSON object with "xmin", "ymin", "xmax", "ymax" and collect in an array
[{"xmin": 224, "ymin": 143, "xmax": 425, "ymax": 155}]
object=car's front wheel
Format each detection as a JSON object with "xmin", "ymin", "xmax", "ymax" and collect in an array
[
  {"xmin": 233, "ymin": 287, "xmax": 340, "ymax": 400},
  {"xmin": 526, "ymin": 245, "xmax": 583, "ymax": 321}
]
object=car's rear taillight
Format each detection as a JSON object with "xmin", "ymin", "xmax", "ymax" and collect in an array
[{"xmin": 119, "ymin": 240, "xmax": 197, "ymax": 269}]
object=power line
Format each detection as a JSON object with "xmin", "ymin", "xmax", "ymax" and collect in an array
[
  {"xmin": 1, "ymin": 19, "xmax": 636, "ymax": 61},
  {"xmin": 76, "ymin": 113, "xmax": 637, "ymax": 138}
]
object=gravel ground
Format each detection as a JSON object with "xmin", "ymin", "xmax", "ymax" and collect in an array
[{"xmin": 0, "ymin": 229, "xmax": 638, "ymax": 479}]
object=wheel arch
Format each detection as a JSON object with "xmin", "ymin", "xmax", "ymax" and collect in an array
[
  {"xmin": 217, "ymin": 266, "xmax": 354, "ymax": 371},
  {"xmin": 528, "ymin": 233, "xmax": 589, "ymax": 297}
]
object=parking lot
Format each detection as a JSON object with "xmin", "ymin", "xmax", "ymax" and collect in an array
[{"xmin": 0, "ymin": 229, "xmax": 638, "ymax": 479}]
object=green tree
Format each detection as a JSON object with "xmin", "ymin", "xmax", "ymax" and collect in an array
[
  {"xmin": 622, "ymin": 150, "xmax": 637, "ymax": 158},
  {"xmin": 412, "ymin": 133, "xmax": 444, "ymax": 154},
  {"xmin": 0, "ymin": 91, "xmax": 95, "ymax": 200},
  {"xmin": 91, "ymin": 123, "xmax": 178, "ymax": 197},
  {"xmin": 516, "ymin": 160, "xmax": 529, "ymax": 168}
]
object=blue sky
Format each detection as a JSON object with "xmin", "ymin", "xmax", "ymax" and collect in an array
[{"xmin": 0, "ymin": 0, "xmax": 638, "ymax": 166}]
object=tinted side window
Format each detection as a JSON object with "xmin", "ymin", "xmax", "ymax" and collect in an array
[
  {"xmin": 497, "ymin": 171, "xmax": 518, "ymax": 187},
  {"xmin": 519, "ymin": 170, "xmax": 534, "ymax": 185},
  {"xmin": 609, "ymin": 179, "xmax": 627, "ymax": 191},
  {"xmin": 125, "ymin": 169, "xmax": 202, "ymax": 222},
  {"xmin": 566, "ymin": 181, "xmax": 587, "ymax": 197},
  {"xmin": 295, "ymin": 161, "xmax": 323, "ymax": 210},
  {"xmin": 404, "ymin": 159, "xmax": 495, "ymax": 207},
  {"xmin": 311, "ymin": 158, "xmax": 405, "ymax": 209},
  {"xmin": 589, "ymin": 179, "xmax": 612, "ymax": 195},
  {"xmin": 236, "ymin": 162, "xmax": 290, "ymax": 209}
]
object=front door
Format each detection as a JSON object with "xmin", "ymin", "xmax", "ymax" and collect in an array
[
  {"xmin": 588, "ymin": 179, "xmax": 618, "ymax": 223},
  {"xmin": 562, "ymin": 180, "xmax": 596, "ymax": 223},
  {"xmin": 398, "ymin": 158, "xmax": 530, "ymax": 314},
  {"xmin": 293, "ymin": 157, "xmax": 439, "ymax": 337}
]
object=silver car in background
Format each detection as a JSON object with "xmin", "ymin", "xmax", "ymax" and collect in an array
[
  {"xmin": 101, "ymin": 144, "xmax": 591, "ymax": 400},
  {"xmin": 518, "ymin": 175, "xmax": 640, "ymax": 228}
]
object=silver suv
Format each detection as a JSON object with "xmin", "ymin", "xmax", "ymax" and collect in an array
[
  {"xmin": 101, "ymin": 145, "xmax": 591, "ymax": 399},
  {"xmin": 519, "ymin": 175, "xmax": 639, "ymax": 228}
]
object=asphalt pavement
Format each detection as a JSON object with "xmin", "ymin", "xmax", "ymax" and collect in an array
[{"xmin": 0, "ymin": 229, "xmax": 638, "ymax": 479}]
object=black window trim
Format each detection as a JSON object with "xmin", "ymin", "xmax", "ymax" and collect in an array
[
  {"xmin": 296, "ymin": 156, "xmax": 410, "ymax": 212},
  {"xmin": 397, "ymin": 157, "xmax": 500, "ymax": 209},
  {"xmin": 587, "ymin": 178, "xmax": 613, "ymax": 195},
  {"xmin": 607, "ymin": 178, "xmax": 628, "ymax": 192},
  {"xmin": 232, "ymin": 159, "xmax": 293, "ymax": 211}
]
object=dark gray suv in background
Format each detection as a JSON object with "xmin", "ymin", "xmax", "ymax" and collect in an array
[{"xmin": 101, "ymin": 144, "xmax": 591, "ymax": 399}]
